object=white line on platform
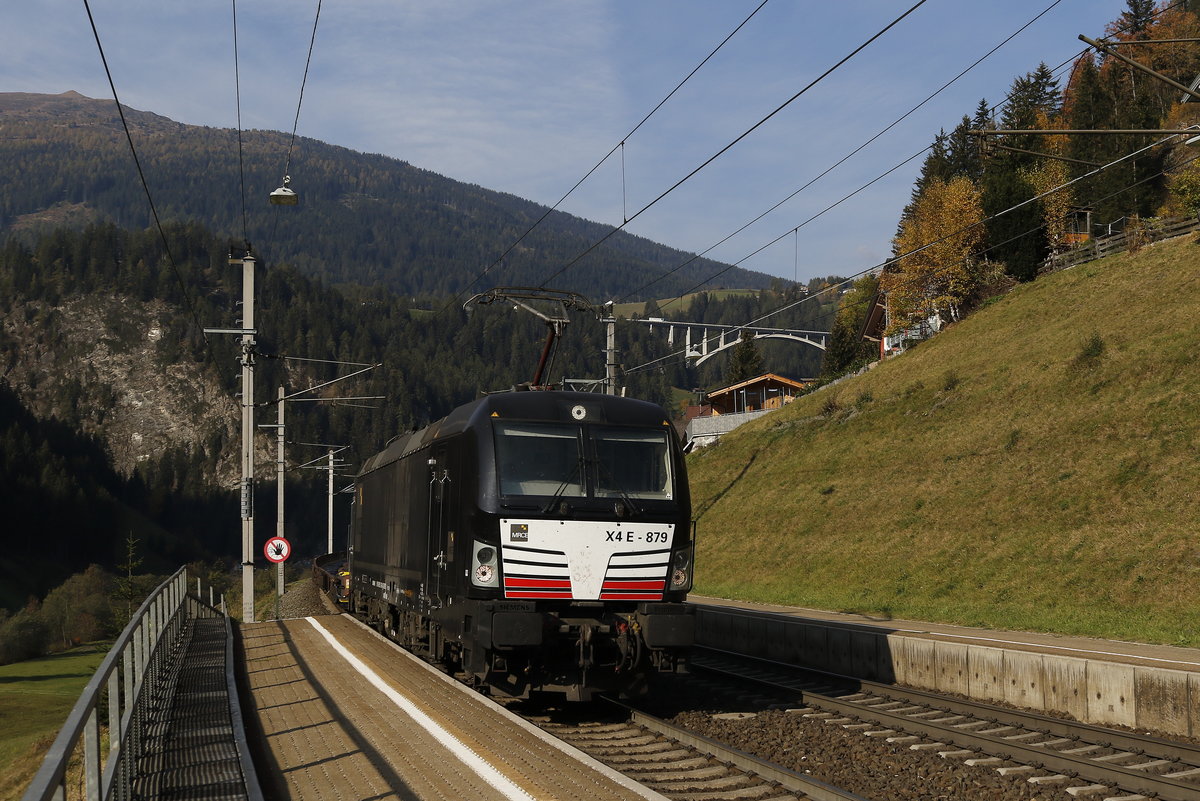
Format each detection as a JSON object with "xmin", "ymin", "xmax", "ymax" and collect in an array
[{"xmin": 305, "ymin": 617, "xmax": 536, "ymax": 801}]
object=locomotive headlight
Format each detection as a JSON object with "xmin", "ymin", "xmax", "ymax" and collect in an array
[
  {"xmin": 670, "ymin": 544, "xmax": 694, "ymax": 591},
  {"xmin": 471, "ymin": 540, "xmax": 500, "ymax": 588}
]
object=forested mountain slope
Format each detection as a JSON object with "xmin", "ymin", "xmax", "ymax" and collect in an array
[
  {"xmin": 0, "ymin": 91, "xmax": 773, "ymax": 299},
  {"xmin": 0, "ymin": 221, "xmax": 836, "ymax": 607}
]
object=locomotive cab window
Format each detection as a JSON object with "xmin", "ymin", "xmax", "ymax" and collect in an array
[
  {"xmin": 593, "ymin": 428, "xmax": 672, "ymax": 500},
  {"xmin": 494, "ymin": 423, "xmax": 585, "ymax": 498},
  {"xmin": 495, "ymin": 421, "xmax": 673, "ymax": 502}
]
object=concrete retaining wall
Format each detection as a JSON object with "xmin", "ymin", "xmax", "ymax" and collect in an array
[{"xmin": 694, "ymin": 606, "xmax": 1197, "ymax": 737}]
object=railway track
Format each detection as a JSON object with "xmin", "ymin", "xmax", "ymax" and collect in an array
[
  {"xmin": 690, "ymin": 645, "xmax": 1200, "ymax": 801},
  {"xmin": 528, "ymin": 699, "xmax": 873, "ymax": 801}
]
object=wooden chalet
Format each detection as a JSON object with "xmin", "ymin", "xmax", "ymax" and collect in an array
[{"xmin": 692, "ymin": 373, "xmax": 812, "ymax": 417}]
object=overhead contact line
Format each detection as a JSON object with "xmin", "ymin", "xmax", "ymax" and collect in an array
[
  {"xmin": 82, "ymin": 0, "xmax": 234, "ymax": 387},
  {"xmin": 621, "ymin": 141, "xmax": 1200, "ymax": 378},
  {"xmin": 441, "ymin": 0, "xmax": 773, "ymax": 315},
  {"xmin": 621, "ymin": 0, "xmax": 1071, "ymax": 306},
  {"xmin": 532, "ymin": 0, "xmax": 931, "ymax": 292},
  {"xmin": 231, "ymin": 0, "xmax": 249, "ymax": 248},
  {"xmin": 627, "ymin": 0, "xmax": 1191, "ymax": 328},
  {"xmin": 634, "ymin": 0, "xmax": 1188, "ymax": 313}
]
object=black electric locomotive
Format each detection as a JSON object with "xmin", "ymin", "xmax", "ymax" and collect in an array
[{"xmin": 349, "ymin": 390, "xmax": 694, "ymax": 700}]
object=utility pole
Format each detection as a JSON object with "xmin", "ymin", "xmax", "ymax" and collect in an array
[
  {"xmin": 297, "ymin": 444, "xmax": 351, "ymax": 554},
  {"xmin": 206, "ymin": 250, "xmax": 261, "ymax": 622},
  {"xmin": 603, "ymin": 301, "xmax": 619, "ymax": 396},
  {"xmin": 327, "ymin": 449, "xmax": 334, "ymax": 553},
  {"xmin": 238, "ymin": 253, "xmax": 256, "ymax": 623},
  {"xmin": 260, "ymin": 371, "xmax": 380, "ymax": 615},
  {"xmin": 275, "ymin": 386, "xmax": 284, "ymax": 614}
]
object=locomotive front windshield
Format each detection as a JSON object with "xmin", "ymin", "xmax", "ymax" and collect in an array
[
  {"xmin": 593, "ymin": 428, "xmax": 672, "ymax": 499},
  {"xmin": 494, "ymin": 422, "xmax": 673, "ymax": 501}
]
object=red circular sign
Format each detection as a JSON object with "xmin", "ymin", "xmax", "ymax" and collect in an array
[{"xmin": 264, "ymin": 536, "xmax": 291, "ymax": 563}]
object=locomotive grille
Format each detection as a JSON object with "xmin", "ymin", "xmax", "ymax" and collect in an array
[
  {"xmin": 500, "ymin": 544, "xmax": 669, "ymax": 600},
  {"xmin": 501, "ymin": 545, "xmax": 573, "ymax": 598},
  {"xmin": 599, "ymin": 549, "xmax": 669, "ymax": 600}
]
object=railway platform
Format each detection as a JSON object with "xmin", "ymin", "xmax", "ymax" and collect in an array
[
  {"xmin": 689, "ymin": 594, "xmax": 1200, "ymax": 672},
  {"xmin": 237, "ymin": 612, "xmax": 668, "ymax": 801},
  {"xmin": 689, "ymin": 595, "xmax": 1200, "ymax": 737}
]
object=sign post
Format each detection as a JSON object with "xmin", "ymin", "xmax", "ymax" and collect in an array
[{"xmin": 264, "ymin": 536, "xmax": 291, "ymax": 620}]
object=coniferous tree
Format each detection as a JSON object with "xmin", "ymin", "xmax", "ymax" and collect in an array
[
  {"xmin": 972, "ymin": 98, "xmax": 993, "ymax": 134},
  {"xmin": 1111, "ymin": 0, "xmax": 1156, "ymax": 38},
  {"xmin": 982, "ymin": 65, "xmax": 1062, "ymax": 280},
  {"xmin": 820, "ymin": 273, "xmax": 880, "ymax": 378},
  {"xmin": 898, "ymin": 130, "xmax": 952, "ymax": 235},
  {"xmin": 946, "ymin": 115, "xmax": 984, "ymax": 183},
  {"xmin": 728, "ymin": 333, "xmax": 765, "ymax": 384}
]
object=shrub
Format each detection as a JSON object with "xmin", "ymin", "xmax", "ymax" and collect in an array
[
  {"xmin": 1071, "ymin": 332, "xmax": 1106, "ymax": 372},
  {"xmin": 0, "ymin": 603, "xmax": 50, "ymax": 665}
]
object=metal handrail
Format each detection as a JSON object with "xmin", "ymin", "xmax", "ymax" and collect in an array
[{"xmin": 19, "ymin": 567, "xmax": 258, "ymax": 801}]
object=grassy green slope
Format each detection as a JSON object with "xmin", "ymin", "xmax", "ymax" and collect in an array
[
  {"xmin": 688, "ymin": 236, "xmax": 1200, "ymax": 646},
  {"xmin": 0, "ymin": 645, "xmax": 107, "ymax": 799}
]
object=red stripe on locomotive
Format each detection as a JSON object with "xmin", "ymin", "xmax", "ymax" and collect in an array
[
  {"xmin": 504, "ymin": 577, "xmax": 572, "ymax": 589},
  {"xmin": 601, "ymin": 580, "xmax": 666, "ymax": 591}
]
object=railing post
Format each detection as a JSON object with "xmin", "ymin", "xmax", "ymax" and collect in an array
[
  {"xmin": 83, "ymin": 707, "xmax": 100, "ymax": 801},
  {"xmin": 106, "ymin": 669, "xmax": 120, "ymax": 765},
  {"xmin": 132, "ymin": 620, "xmax": 143, "ymax": 690}
]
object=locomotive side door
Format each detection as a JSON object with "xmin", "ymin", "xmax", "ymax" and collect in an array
[{"xmin": 426, "ymin": 445, "xmax": 453, "ymax": 607}]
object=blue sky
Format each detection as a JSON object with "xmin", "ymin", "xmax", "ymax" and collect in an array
[{"xmin": 2, "ymin": 1, "xmax": 1126, "ymax": 284}]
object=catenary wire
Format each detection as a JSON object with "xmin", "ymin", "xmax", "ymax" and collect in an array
[
  {"xmin": 282, "ymin": 0, "xmax": 323, "ymax": 182},
  {"xmin": 453, "ymin": 0, "xmax": 1174, "ymax": 319},
  {"xmin": 620, "ymin": 136, "xmax": 1193, "ymax": 377},
  {"xmin": 619, "ymin": 0, "xmax": 1186, "ymax": 310},
  {"xmin": 267, "ymin": 0, "xmax": 323, "ymax": 251},
  {"xmin": 232, "ymin": 0, "xmax": 248, "ymax": 247},
  {"xmin": 533, "ymin": 0, "xmax": 931, "ymax": 292},
  {"xmin": 81, "ymin": 0, "xmax": 232, "ymax": 386},
  {"xmin": 720, "ymin": 132, "xmax": 1179, "ymax": 332},
  {"xmin": 651, "ymin": 12, "xmax": 1160, "ymax": 310},
  {"xmin": 619, "ymin": 0, "xmax": 1071, "ymax": 304},
  {"xmin": 771, "ymin": 152, "xmax": 1195, "ymax": 356},
  {"xmin": 440, "ymin": 0, "xmax": 773, "ymax": 314}
]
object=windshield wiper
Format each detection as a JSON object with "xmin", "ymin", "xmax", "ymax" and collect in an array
[
  {"xmin": 594, "ymin": 458, "xmax": 643, "ymax": 517},
  {"xmin": 541, "ymin": 457, "xmax": 583, "ymax": 514}
]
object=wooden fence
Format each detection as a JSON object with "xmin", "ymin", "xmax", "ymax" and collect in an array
[{"xmin": 1041, "ymin": 214, "xmax": 1200, "ymax": 274}]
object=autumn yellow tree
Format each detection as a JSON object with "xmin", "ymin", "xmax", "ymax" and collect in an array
[
  {"xmin": 1024, "ymin": 112, "xmax": 1072, "ymax": 255},
  {"xmin": 883, "ymin": 175, "xmax": 987, "ymax": 335}
]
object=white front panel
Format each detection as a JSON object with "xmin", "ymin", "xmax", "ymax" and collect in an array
[{"xmin": 499, "ymin": 518, "xmax": 674, "ymax": 600}]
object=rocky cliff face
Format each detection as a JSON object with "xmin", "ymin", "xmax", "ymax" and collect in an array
[{"xmin": 1, "ymin": 292, "xmax": 243, "ymax": 484}]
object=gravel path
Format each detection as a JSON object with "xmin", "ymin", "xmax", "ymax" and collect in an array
[{"xmin": 275, "ymin": 579, "xmax": 339, "ymax": 619}]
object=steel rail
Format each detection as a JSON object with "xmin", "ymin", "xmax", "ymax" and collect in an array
[
  {"xmin": 602, "ymin": 696, "xmax": 876, "ymax": 801},
  {"xmin": 693, "ymin": 646, "xmax": 1200, "ymax": 801}
]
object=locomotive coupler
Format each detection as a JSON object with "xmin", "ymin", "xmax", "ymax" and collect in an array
[{"xmin": 577, "ymin": 622, "xmax": 595, "ymax": 668}]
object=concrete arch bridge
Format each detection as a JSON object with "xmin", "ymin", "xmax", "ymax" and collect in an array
[{"xmin": 636, "ymin": 317, "xmax": 828, "ymax": 366}]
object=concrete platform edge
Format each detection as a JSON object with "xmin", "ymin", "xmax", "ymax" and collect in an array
[{"xmin": 692, "ymin": 602, "xmax": 1197, "ymax": 737}]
